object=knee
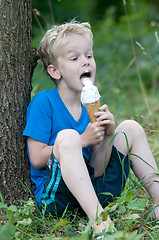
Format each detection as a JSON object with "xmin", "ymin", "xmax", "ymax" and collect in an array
[
  {"xmin": 114, "ymin": 120, "xmax": 146, "ymax": 155},
  {"xmin": 55, "ymin": 129, "xmax": 82, "ymax": 151},
  {"xmin": 118, "ymin": 120, "xmax": 146, "ymax": 139}
]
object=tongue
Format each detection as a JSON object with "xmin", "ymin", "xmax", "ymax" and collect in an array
[{"xmin": 82, "ymin": 77, "xmax": 92, "ymax": 86}]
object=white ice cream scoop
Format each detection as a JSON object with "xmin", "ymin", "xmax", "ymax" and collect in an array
[{"xmin": 81, "ymin": 78, "xmax": 101, "ymax": 105}]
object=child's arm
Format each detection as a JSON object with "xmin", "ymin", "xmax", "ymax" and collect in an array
[
  {"xmin": 27, "ymin": 137, "xmax": 53, "ymax": 169},
  {"xmin": 81, "ymin": 104, "xmax": 115, "ymax": 177}
]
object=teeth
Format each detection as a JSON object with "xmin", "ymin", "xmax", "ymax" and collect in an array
[{"xmin": 85, "ymin": 70, "xmax": 89, "ymax": 73}]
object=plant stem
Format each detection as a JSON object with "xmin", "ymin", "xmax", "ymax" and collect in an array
[{"xmin": 123, "ymin": 0, "xmax": 152, "ymax": 116}]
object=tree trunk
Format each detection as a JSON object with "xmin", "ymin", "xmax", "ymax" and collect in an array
[{"xmin": 0, "ymin": 0, "xmax": 35, "ymax": 205}]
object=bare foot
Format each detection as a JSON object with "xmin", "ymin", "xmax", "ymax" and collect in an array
[{"xmin": 93, "ymin": 215, "xmax": 112, "ymax": 235}]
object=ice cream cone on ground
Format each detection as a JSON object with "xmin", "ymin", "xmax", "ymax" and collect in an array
[
  {"xmin": 84, "ymin": 101, "xmax": 100, "ymax": 123},
  {"xmin": 81, "ymin": 78, "xmax": 101, "ymax": 123}
]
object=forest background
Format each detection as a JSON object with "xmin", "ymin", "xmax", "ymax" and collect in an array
[{"xmin": 32, "ymin": 0, "xmax": 159, "ymax": 123}]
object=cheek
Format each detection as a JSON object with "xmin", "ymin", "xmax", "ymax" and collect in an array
[
  {"xmin": 92, "ymin": 59, "xmax": 96, "ymax": 71},
  {"xmin": 92, "ymin": 62, "xmax": 96, "ymax": 83}
]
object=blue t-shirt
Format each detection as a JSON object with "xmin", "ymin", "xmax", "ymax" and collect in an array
[{"xmin": 23, "ymin": 87, "xmax": 92, "ymax": 204}]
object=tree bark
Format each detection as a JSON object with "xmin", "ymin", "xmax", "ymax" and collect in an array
[{"xmin": 0, "ymin": 0, "xmax": 35, "ymax": 205}]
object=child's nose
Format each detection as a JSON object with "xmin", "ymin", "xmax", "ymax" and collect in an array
[{"xmin": 81, "ymin": 55, "xmax": 90, "ymax": 67}]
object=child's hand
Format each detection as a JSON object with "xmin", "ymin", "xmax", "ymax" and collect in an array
[
  {"xmin": 95, "ymin": 104, "xmax": 115, "ymax": 137},
  {"xmin": 81, "ymin": 121, "xmax": 105, "ymax": 147}
]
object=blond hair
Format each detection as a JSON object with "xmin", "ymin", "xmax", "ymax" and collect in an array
[{"xmin": 38, "ymin": 20, "xmax": 93, "ymax": 73}]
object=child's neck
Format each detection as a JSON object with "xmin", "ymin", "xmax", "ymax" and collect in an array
[
  {"xmin": 68, "ymin": 103, "xmax": 82, "ymax": 121},
  {"xmin": 58, "ymin": 88, "xmax": 82, "ymax": 121}
]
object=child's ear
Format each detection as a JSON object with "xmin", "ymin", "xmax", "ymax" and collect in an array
[{"xmin": 47, "ymin": 64, "xmax": 61, "ymax": 80}]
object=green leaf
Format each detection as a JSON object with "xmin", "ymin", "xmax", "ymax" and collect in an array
[
  {"xmin": 82, "ymin": 216, "xmax": 93, "ymax": 235},
  {"xmin": 56, "ymin": 219, "xmax": 68, "ymax": 228},
  {"xmin": 104, "ymin": 230, "xmax": 144, "ymax": 240},
  {"xmin": 119, "ymin": 205, "xmax": 126, "ymax": 213},
  {"xmin": 0, "ymin": 202, "xmax": 8, "ymax": 209},
  {"xmin": 7, "ymin": 210, "xmax": 14, "ymax": 220},
  {"xmin": 128, "ymin": 199, "xmax": 147, "ymax": 211},
  {"xmin": 101, "ymin": 211, "xmax": 108, "ymax": 221},
  {"xmin": 74, "ymin": 232, "xmax": 90, "ymax": 240},
  {"xmin": 8, "ymin": 205, "xmax": 18, "ymax": 212},
  {"xmin": 96, "ymin": 212, "xmax": 108, "ymax": 225},
  {"xmin": 17, "ymin": 217, "xmax": 32, "ymax": 226},
  {"xmin": 125, "ymin": 190, "xmax": 134, "ymax": 202},
  {"xmin": 123, "ymin": 213, "xmax": 140, "ymax": 220},
  {"xmin": 108, "ymin": 221, "xmax": 115, "ymax": 233},
  {"xmin": 106, "ymin": 203, "xmax": 118, "ymax": 212},
  {"xmin": 0, "ymin": 221, "xmax": 15, "ymax": 240}
]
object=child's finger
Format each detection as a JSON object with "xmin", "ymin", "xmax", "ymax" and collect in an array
[
  {"xmin": 99, "ymin": 104, "xmax": 109, "ymax": 112},
  {"xmin": 95, "ymin": 111, "xmax": 114, "ymax": 122}
]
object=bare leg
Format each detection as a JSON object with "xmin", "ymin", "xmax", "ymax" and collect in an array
[
  {"xmin": 113, "ymin": 120, "xmax": 159, "ymax": 219},
  {"xmin": 53, "ymin": 129, "xmax": 111, "ymax": 233}
]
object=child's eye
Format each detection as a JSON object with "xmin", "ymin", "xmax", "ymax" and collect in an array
[
  {"xmin": 71, "ymin": 57, "xmax": 78, "ymax": 61},
  {"xmin": 87, "ymin": 55, "xmax": 92, "ymax": 59}
]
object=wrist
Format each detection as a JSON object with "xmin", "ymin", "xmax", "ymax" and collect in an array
[
  {"xmin": 80, "ymin": 133, "xmax": 88, "ymax": 148},
  {"xmin": 105, "ymin": 128, "xmax": 115, "ymax": 138},
  {"xmin": 103, "ymin": 131, "xmax": 115, "ymax": 145}
]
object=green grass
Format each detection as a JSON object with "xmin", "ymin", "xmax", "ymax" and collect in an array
[
  {"xmin": 0, "ymin": 193, "xmax": 158, "ymax": 239},
  {"xmin": 0, "ymin": 156, "xmax": 159, "ymax": 240}
]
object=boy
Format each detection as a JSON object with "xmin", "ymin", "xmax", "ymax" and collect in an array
[{"xmin": 23, "ymin": 21, "xmax": 159, "ymax": 234}]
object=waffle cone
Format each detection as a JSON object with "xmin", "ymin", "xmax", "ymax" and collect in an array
[{"xmin": 85, "ymin": 101, "xmax": 100, "ymax": 123}]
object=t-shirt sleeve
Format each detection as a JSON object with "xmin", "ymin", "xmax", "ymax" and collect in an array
[{"xmin": 23, "ymin": 91, "xmax": 53, "ymax": 144}]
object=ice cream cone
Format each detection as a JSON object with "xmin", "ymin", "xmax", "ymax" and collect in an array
[
  {"xmin": 84, "ymin": 100, "xmax": 100, "ymax": 123},
  {"xmin": 80, "ymin": 77, "xmax": 101, "ymax": 123}
]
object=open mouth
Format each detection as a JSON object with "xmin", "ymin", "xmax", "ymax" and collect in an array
[{"xmin": 80, "ymin": 70, "xmax": 91, "ymax": 79}]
